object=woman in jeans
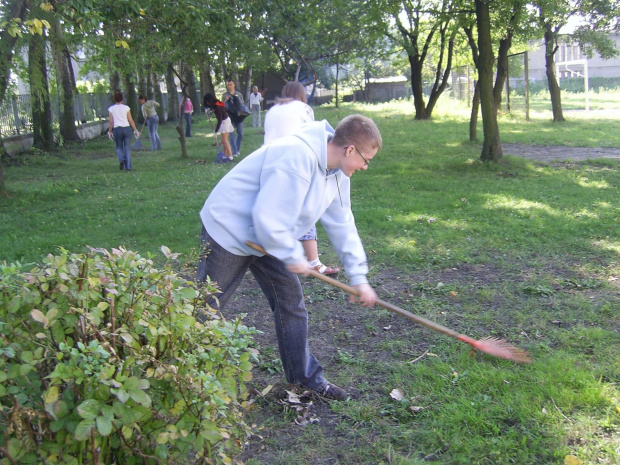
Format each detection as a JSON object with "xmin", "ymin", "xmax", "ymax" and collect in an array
[
  {"xmin": 138, "ymin": 95, "xmax": 161, "ymax": 150},
  {"xmin": 108, "ymin": 92, "xmax": 140, "ymax": 171}
]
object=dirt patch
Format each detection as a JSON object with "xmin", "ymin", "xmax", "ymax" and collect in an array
[
  {"xmin": 207, "ymin": 143, "xmax": 620, "ymax": 463},
  {"xmin": 503, "ymin": 143, "xmax": 620, "ymax": 162},
  {"xmin": 213, "ymin": 255, "xmax": 618, "ymax": 463}
]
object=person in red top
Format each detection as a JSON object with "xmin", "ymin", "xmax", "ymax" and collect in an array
[{"xmin": 204, "ymin": 93, "xmax": 234, "ymax": 161}]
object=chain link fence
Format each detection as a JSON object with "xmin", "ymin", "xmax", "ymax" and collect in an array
[{"xmin": 1, "ymin": 92, "xmax": 177, "ymax": 138}]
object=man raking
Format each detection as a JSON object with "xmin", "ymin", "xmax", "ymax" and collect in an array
[{"xmin": 197, "ymin": 114, "xmax": 382, "ymax": 400}]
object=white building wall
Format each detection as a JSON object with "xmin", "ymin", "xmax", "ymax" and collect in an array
[{"xmin": 527, "ymin": 33, "xmax": 620, "ymax": 82}]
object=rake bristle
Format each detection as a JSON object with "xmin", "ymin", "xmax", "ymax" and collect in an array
[{"xmin": 472, "ymin": 337, "xmax": 531, "ymax": 363}]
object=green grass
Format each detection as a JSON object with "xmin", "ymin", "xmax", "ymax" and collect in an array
[{"xmin": 2, "ymin": 97, "xmax": 620, "ymax": 464}]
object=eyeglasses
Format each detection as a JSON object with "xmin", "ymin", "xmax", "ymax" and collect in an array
[{"xmin": 344, "ymin": 145, "xmax": 369, "ymax": 166}]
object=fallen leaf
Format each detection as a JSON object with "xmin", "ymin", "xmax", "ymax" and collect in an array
[
  {"xmin": 285, "ymin": 390, "xmax": 301, "ymax": 404},
  {"xmin": 564, "ymin": 455, "xmax": 583, "ymax": 465},
  {"xmin": 542, "ymin": 407, "xmax": 548, "ymax": 414},
  {"xmin": 390, "ymin": 389, "xmax": 404, "ymax": 401},
  {"xmin": 410, "ymin": 406, "xmax": 425, "ymax": 413},
  {"xmin": 261, "ymin": 385, "xmax": 273, "ymax": 396},
  {"xmin": 382, "ymin": 325, "xmax": 392, "ymax": 331}
]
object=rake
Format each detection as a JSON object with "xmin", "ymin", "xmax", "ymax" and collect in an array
[
  {"xmin": 132, "ymin": 121, "xmax": 146, "ymax": 150},
  {"xmin": 246, "ymin": 241, "xmax": 531, "ymax": 363}
]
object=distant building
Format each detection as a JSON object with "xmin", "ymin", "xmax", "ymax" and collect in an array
[
  {"xmin": 354, "ymin": 76, "xmax": 409, "ymax": 102},
  {"xmin": 527, "ymin": 32, "xmax": 620, "ymax": 82}
]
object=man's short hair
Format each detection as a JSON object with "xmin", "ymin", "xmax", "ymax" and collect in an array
[{"xmin": 332, "ymin": 114, "xmax": 382, "ymax": 152}]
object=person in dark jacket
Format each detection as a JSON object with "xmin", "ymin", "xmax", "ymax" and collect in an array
[{"xmin": 204, "ymin": 93, "xmax": 234, "ymax": 161}]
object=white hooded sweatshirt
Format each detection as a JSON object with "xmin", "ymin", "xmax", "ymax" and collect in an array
[{"xmin": 200, "ymin": 119, "xmax": 369, "ymax": 286}]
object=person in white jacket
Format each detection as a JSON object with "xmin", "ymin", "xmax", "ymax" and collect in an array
[
  {"xmin": 197, "ymin": 114, "xmax": 382, "ymax": 400},
  {"xmin": 264, "ymin": 81, "xmax": 340, "ymax": 276}
]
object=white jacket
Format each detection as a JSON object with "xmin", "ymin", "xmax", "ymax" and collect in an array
[{"xmin": 200, "ymin": 120, "xmax": 369, "ymax": 285}]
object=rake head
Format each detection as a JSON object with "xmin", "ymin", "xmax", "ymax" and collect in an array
[{"xmin": 467, "ymin": 336, "xmax": 531, "ymax": 363}]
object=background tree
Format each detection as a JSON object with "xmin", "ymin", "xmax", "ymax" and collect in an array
[
  {"xmin": 531, "ymin": 0, "xmax": 620, "ymax": 122},
  {"xmin": 475, "ymin": 0, "xmax": 502, "ymax": 160},
  {"xmin": 49, "ymin": 16, "xmax": 80, "ymax": 141},
  {"xmin": 382, "ymin": 0, "xmax": 460, "ymax": 120},
  {"xmin": 0, "ymin": 0, "xmax": 31, "ymax": 194},
  {"xmin": 28, "ymin": 26, "xmax": 54, "ymax": 150}
]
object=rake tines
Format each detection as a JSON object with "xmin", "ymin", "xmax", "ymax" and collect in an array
[{"xmin": 460, "ymin": 336, "xmax": 531, "ymax": 363}]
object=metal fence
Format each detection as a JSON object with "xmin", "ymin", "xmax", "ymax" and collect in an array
[{"xmin": 0, "ymin": 92, "xmax": 177, "ymax": 139}]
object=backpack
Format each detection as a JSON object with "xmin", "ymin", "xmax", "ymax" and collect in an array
[{"xmin": 225, "ymin": 94, "xmax": 250, "ymax": 123}]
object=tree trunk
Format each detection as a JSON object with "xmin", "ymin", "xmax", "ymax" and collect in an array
[
  {"xmin": 165, "ymin": 63, "xmax": 179, "ymax": 122},
  {"xmin": 469, "ymin": 80, "xmax": 480, "ymax": 141},
  {"xmin": 425, "ymin": 31, "xmax": 456, "ymax": 116},
  {"xmin": 183, "ymin": 64, "xmax": 199, "ymax": 115},
  {"xmin": 493, "ymin": 34, "xmax": 512, "ymax": 112},
  {"xmin": 0, "ymin": 0, "xmax": 29, "ymax": 194},
  {"xmin": 200, "ymin": 65, "xmax": 215, "ymax": 106},
  {"xmin": 108, "ymin": 59, "xmax": 121, "ymax": 95},
  {"xmin": 335, "ymin": 55, "xmax": 340, "ymax": 108},
  {"xmin": 177, "ymin": 89, "xmax": 188, "ymax": 159},
  {"xmin": 151, "ymin": 72, "xmax": 164, "ymax": 123},
  {"xmin": 29, "ymin": 30, "xmax": 54, "ymax": 150},
  {"xmin": 475, "ymin": 0, "xmax": 502, "ymax": 161},
  {"xmin": 136, "ymin": 67, "xmax": 149, "ymax": 124},
  {"xmin": 409, "ymin": 55, "xmax": 429, "ymax": 120},
  {"xmin": 243, "ymin": 66, "xmax": 252, "ymax": 103},
  {"xmin": 544, "ymin": 24, "xmax": 564, "ymax": 122},
  {"xmin": 50, "ymin": 18, "xmax": 79, "ymax": 142},
  {"xmin": 122, "ymin": 73, "xmax": 138, "ymax": 121}
]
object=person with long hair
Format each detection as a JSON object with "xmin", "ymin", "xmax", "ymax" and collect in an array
[
  {"xmin": 108, "ymin": 92, "xmax": 140, "ymax": 171},
  {"xmin": 264, "ymin": 81, "xmax": 340, "ymax": 275},
  {"xmin": 203, "ymin": 93, "xmax": 234, "ymax": 162}
]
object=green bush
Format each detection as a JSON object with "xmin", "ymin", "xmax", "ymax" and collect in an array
[{"xmin": 0, "ymin": 247, "xmax": 256, "ymax": 464}]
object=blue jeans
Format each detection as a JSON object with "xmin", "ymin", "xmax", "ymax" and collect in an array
[
  {"xmin": 113, "ymin": 126, "xmax": 132, "ymax": 170},
  {"xmin": 229, "ymin": 119, "xmax": 244, "ymax": 155},
  {"xmin": 146, "ymin": 115, "xmax": 161, "ymax": 150},
  {"xmin": 184, "ymin": 112, "xmax": 192, "ymax": 137},
  {"xmin": 196, "ymin": 227, "xmax": 327, "ymax": 391}
]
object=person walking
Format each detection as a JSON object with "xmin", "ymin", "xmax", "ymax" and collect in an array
[
  {"xmin": 181, "ymin": 96, "xmax": 194, "ymax": 137},
  {"xmin": 197, "ymin": 114, "xmax": 382, "ymax": 400},
  {"xmin": 203, "ymin": 93, "xmax": 234, "ymax": 162},
  {"xmin": 264, "ymin": 81, "xmax": 340, "ymax": 275},
  {"xmin": 138, "ymin": 95, "xmax": 161, "ymax": 150},
  {"xmin": 108, "ymin": 92, "xmax": 140, "ymax": 171},
  {"xmin": 222, "ymin": 79, "xmax": 244, "ymax": 157},
  {"xmin": 249, "ymin": 86, "xmax": 263, "ymax": 127}
]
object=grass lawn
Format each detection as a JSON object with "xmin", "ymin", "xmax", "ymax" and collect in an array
[{"xmin": 1, "ymin": 97, "xmax": 619, "ymax": 464}]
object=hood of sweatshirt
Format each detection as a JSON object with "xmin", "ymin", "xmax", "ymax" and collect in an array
[{"xmin": 200, "ymin": 119, "xmax": 369, "ymax": 285}]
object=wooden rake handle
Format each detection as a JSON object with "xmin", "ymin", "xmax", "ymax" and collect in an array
[
  {"xmin": 245, "ymin": 241, "xmax": 464, "ymax": 340},
  {"xmin": 245, "ymin": 240, "xmax": 531, "ymax": 363}
]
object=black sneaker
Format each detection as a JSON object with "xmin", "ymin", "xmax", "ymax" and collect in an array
[
  {"xmin": 319, "ymin": 383, "xmax": 348, "ymax": 401},
  {"xmin": 119, "ymin": 161, "xmax": 125, "ymax": 171}
]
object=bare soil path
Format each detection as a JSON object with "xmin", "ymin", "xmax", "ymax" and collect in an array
[{"xmin": 503, "ymin": 143, "xmax": 620, "ymax": 162}]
